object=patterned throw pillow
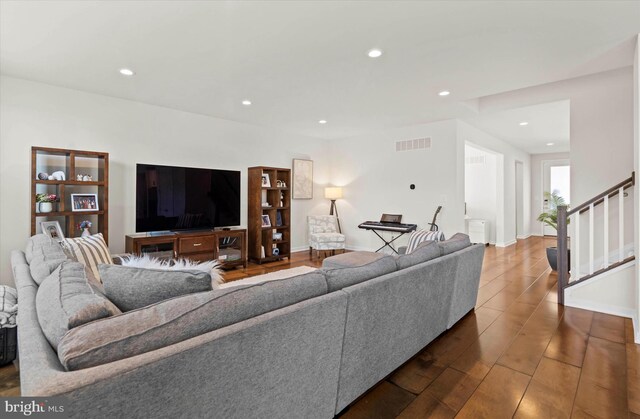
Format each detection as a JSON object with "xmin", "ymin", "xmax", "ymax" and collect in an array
[
  {"xmin": 64, "ymin": 233, "xmax": 113, "ymax": 282},
  {"xmin": 405, "ymin": 230, "xmax": 445, "ymax": 254}
]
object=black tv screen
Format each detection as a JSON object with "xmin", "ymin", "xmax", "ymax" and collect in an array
[{"xmin": 136, "ymin": 164, "xmax": 241, "ymax": 232}]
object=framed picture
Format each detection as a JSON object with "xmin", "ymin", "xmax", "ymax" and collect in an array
[
  {"xmin": 40, "ymin": 221, "xmax": 64, "ymax": 242},
  {"xmin": 261, "ymin": 214, "xmax": 271, "ymax": 227},
  {"xmin": 292, "ymin": 159, "xmax": 313, "ymax": 199},
  {"xmin": 261, "ymin": 173, "xmax": 271, "ymax": 188},
  {"xmin": 71, "ymin": 193, "xmax": 99, "ymax": 212}
]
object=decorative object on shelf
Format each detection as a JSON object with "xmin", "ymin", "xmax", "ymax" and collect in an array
[
  {"xmin": 71, "ymin": 193, "xmax": 99, "ymax": 212},
  {"xmin": 276, "ymin": 211, "xmax": 283, "ymax": 226},
  {"xmin": 276, "ymin": 180, "xmax": 286, "ymax": 188},
  {"xmin": 261, "ymin": 214, "xmax": 271, "ymax": 227},
  {"xmin": 262, "ymin": 201, "xmax": 271, "ymax": 208},
  {"xmin": 324, "ymin": 186, "xmax": 343, "ymax": 233},
  {"xmin": 40, "ymin": 221, "xmax": 64, "ymax": 242},
  {"xmin": 50, "ymin": 171, "xmax": 66, "ymax": 181},
  {"xmin": 76, "ymin": 174, "xmax": 94, "ymax": 182},
  {"xmin": 37, "ymin": 172, "xmax": 49, "ymax": 180},
  {"xmin": 36, "ymin": 193, "xmax": 58, "ymax": 213},
  {"xmin": 261, "ymin": 173, "xmax": 271, "ymax": 187},
  {"xmin": 273, "ymin": 232, "xmax": 283, "ymax": 241},
  {"xmin": 292, "ymin": 159, "xmax": 313, "ymax": 199},
  {"xmin": 272, "ymin": 247, "xmax": 280, "ymax": 256},
  {"xmin": 279, "ymin": 192, "xmax": 284, "ymax": 207},
  {"xmin": 78, "ymin": 220, "xmax": 92, "ymax": 237}
]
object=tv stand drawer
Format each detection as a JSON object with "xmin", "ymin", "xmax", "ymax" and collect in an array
[{"xmin": 180, "ymin": 236, "xmax": 215, "ymax": 254}]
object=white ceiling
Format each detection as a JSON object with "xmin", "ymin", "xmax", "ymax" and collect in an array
[
  {"xmin": 1, "ymin": 1, "xmax": 639, "ymax": 142},
  {"xmin": 464, "ymin": 100, "xmax": 571, "ymax": 154}
]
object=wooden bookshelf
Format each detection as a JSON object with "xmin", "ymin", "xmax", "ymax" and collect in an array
[
  {"xmin": 248, "ymin": 166, "xmax": 291, "ymax": 263},
  {"xmin": 31, "ymin": 147, "xmax": 109, "ymax": 242}
]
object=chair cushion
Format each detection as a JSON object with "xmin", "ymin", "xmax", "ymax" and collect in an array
[
  {"xmin": 439, "ymin": 233, "xmax": 472, "ymax": 255},
  {"xmin": 395, "ymin": 240, "xmax": 442, "ymax": 270},
  {"xmin": 26, "ymin": 234, "xmax": 68, "ymax": 285},
  {"xmin": 57, "ymin": 271, "xmax": 328, "ymax": 370},
  {"xmin": 311, "ymin": 233, "xmax": 346, "ymax": 243},
  {"xmin": 405, "ymin": 230, "xmax": 445, "ymax": 254},
  {"xmin": 36, "ymin": 261, "xmax": 121, "ymax": 349},
  {"xmin": 322, "ymin": 252, "xmax": 397, "ymax": 292},
  {"xmin": 65, "ymin": 233, "xmax": 113, "ymax": 283},
  {"xmin": 99, "ymin": 264, "xmax": 213, "ymax": 311}
]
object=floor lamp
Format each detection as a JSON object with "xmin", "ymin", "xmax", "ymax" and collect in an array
[{"xmin": 324, "ymin": 187, "xmax": 343, "ymax": 233}]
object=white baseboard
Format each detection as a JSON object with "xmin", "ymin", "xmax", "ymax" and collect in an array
[
  {"xmin": 564, "ymin": 296, "xmax": 637, "ymax": 321},
  {"xmin": 495, "ymin": 240, "xmax": 517, "ymax": 248},
  {"xmin": 517, "ymin": 234, "xmax": 532, "ymax": 240},
  {"xmin": 290, "ymin": 246, "xmax": 309, "ymax": 253}
]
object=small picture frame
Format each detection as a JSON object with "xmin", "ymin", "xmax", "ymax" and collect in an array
[
  {"xmin": 261, "ymin": 173, "xmax": 271, "ymax": 188},
  {"xmin": 261, "ymin": 214, "xmax": 271, "ymax": 227},
  {"xmin": 41, "ymin": 221, "xmax": 64, "ymax": 242},
  {"xmin": 71, "ymin": 193, "xmax": 99, "ymax": 212}
]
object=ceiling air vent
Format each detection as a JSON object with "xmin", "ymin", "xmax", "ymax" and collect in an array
[{"xmin": 396, "ymin": 137, "xmax": 431, "ymax": 152}]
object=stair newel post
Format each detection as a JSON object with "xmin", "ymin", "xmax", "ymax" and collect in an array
[{"xmin": 557, "ymin": 205, "xmax": 568, "ymax": 305}]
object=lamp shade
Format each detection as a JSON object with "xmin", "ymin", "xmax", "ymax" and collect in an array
[{"xmin": 324, "ymin": 187, "xmax": 343, "ymax": 200}]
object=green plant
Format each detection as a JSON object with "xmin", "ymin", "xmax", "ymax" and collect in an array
[
  {"xmin": 35, "ymin": 193, "xmax": 58, "ymax": 203},
  {"xmin": 537, "ymin": 191, "xmax": 569, "ymax": 231}
]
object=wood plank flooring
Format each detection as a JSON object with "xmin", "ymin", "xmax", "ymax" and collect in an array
[
  {"xmin": 339, "ymin": 237, "xmax": 640, "ymax": 419},
  {"xmin": 1, "ymin": 237, "xmax": 638, "ymax": 419}
]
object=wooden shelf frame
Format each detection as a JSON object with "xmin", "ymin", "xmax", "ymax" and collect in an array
[
  {"xmin": 248, "ymin": 166, "xmax": 291, "ymax": 263},
  {"xmin": 31, "ymin": 146, "xmax": 109, "ymax": 242}
]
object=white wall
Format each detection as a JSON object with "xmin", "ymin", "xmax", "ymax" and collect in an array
[
  {"xmin": 0, "ymin": 76, "xmax": 332, "ymax": 286},
  {"xmin": 457, "ymin": 120, "xmax": 531, "ymax": 246},
  {"xmin": 634, "ymin": 34, "xmax": 640, "ymax": 342},
  {"xmin": 530, "ymin": 152, "xmax": 570, "ymax": 236},
  {"xmin": 464, "ymin": 144, "xmax": 498, "ymax": 244},
  {"xmin": 328, "ymin": 120, "xmax": 465, "ymax": 252}
]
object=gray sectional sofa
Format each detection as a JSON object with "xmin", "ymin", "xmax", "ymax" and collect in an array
[{"xmin": 11, "ymin": 233, "xmax": 484, "ymax": 418}]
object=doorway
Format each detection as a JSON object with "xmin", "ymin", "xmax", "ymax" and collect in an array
[
  {"xmin": 542, "ymin": 159, "xmax": 570, "ymax": 236},
  {"xmin": 515, "ymin": 161, "xmax": 525, "ymax": 239}
]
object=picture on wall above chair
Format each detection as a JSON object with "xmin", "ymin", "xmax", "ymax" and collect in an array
[{"xmin": 292, "ymin": 159, "xmax": 313, "ymax": 199}]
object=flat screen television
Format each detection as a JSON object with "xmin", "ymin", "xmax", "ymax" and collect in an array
[{"xmin": 136, "ymin": 163, "xmax": 241, "ymax": 232}]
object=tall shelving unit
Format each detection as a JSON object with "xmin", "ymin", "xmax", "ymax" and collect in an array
[
  {"xmin": 248, "ymin": 166, "xmax": 291, "ymax": 263},
  {"xmin": 31, "ymin": 147, "xmax": 109, "ymax": 242}
]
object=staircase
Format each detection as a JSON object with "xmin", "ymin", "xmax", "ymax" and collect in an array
[{"xmin": 556, "ymin": 172, "xmax": 635, "ymax": 305}]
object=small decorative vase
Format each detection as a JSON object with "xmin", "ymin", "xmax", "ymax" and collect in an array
[
  {"xmin": 39, "ymin": 202, "xmax": 53, "ymax": 213},
  {"xmin": 81, "ymin": 228, "xmax": 91, "ymax": 238}
]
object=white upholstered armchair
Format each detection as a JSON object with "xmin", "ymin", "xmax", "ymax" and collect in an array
[{"xmin": 308, "ymin": 215, "xmax": 346, "ymax": 258}]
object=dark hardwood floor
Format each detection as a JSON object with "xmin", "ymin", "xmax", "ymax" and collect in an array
[{"xmin": 1, "ymin": 238, "xmax": 638, "ymax": 419}]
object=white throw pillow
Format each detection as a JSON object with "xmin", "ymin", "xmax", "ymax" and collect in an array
[
  {"xmin": 405, "ymin": 230, "xmax": 445, "ymax": 254},
  {"xmin": 120, "ymin": 254, "xmax": 223, "ymax": 286},
  {"xmin": 64, "ymin": 233, "xmax": 112, "ymax": 283}
]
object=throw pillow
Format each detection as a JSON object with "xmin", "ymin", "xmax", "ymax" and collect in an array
[
  {"xmin": 27, "ymin": 235, "xmax": 68, "ymax": 285},
  {"xmin": 64, "ymin": 233, "xmax": 112, "ymax": 283},
  {"xmin": 405, "ymin": 230, "xmax": 445, "ymax": 254},
  {"xmin": 57, "ymin": 271, "xmax": 328, "ymax": 370},
  {"xmin": 36, "ymin": 261, "xmax": 121, "ymax": 349},
  {"xmin": 99, "ymin": 264, "xmax": 213, "ymax": 311},
  {"xmin": 120, "ymin": 254, "xmax": 223, "ymax": 285}
]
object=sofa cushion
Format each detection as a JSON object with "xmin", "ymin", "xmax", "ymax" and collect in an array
[
  {"xmin": 57, "ymin": 271, "xmax": 328, "ymax": 370},
  {"xmin": 395, "ymin": 240, "xmax": 442, "ymax": 270},
  {"xmin": 439, "ymin": 233, "xmax": 472, "ymax": 255},
  {"xmin": 64, "ymin": 233, "xmax": 112, "ymax": 283},
  {"xmin": 99, "ymin": 264, "xmax": 213, "ymax": 311},
  {"xmin": 26, "ymin": 234, "xmax": 68, "ymax": 285},
  {"xmin": 36, "ymin": 261, "xmax": 121, "ymax": 349},
  {"xmin": 322, "ymin": 252, "xmax": 397, "ymax": 292},
  {"xmin": 405, "ymin": 230, "xmax": 445, "ymax": 254}
]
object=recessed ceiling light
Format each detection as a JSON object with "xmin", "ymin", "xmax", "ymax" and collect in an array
[
  {"xmin": 438, "ymin": 91, "xmax": 450, "ymax": 96},
  {"xmin": 242, "ymin": 100, "xmax": 252, "ymax": 106},
  {"xmin": 119, "ymin": 68, "xmax": 135, "ymax": 76},
  {"xmin": 546, "ymin": 142, "xmax": 554, "ymax": 146},
  {"xmin": 318, "ymin": 120, "xmax": 327, "ymax": 124},
  {"xmin": 519, "ymin": 121, "xmax": 529, "ymax": 126},
  {"xmin": 367, "ymin": 49, "xmax": 383, "ymax": 58}
]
